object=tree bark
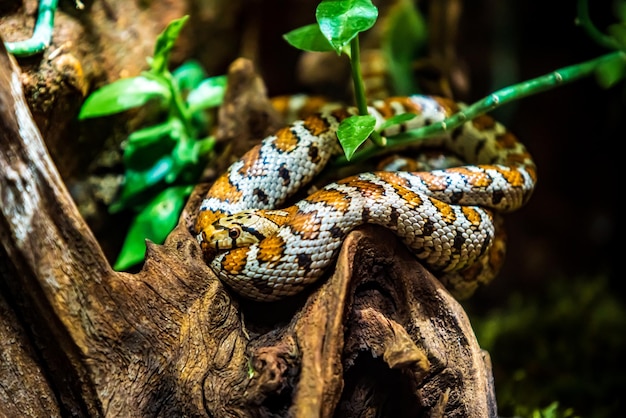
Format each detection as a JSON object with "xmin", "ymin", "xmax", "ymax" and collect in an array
[{"xmin": 1, "ymin": 38, "xmax": 496, "ymax": 418}]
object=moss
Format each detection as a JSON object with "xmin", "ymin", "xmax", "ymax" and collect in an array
[{"xmin": 467, "ymin": 276, "xmax": 625, "ymax": 417}]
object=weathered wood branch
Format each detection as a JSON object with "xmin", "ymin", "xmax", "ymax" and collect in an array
[{"xmin": 1, "ymin": 40, "xmax": 496, "ymax": 417}]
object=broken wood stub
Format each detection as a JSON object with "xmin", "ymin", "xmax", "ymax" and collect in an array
[{"xmin": 293, "ymin": 226, "xmax": 498, "ymax": 417}]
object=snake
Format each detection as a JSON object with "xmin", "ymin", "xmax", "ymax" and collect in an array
[{"xmin": 194, "ymin": 95, "xmax": 536, "ymax": 302}]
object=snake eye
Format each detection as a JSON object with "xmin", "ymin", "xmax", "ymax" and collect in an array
[{"xmin": 228, "ymin": 228, "xmax": 240, "ymax": 239}]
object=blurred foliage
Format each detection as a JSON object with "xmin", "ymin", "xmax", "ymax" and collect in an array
[
  {"xmin": 468, "ymin": 276, "xmax": 626, "ymax": 417},
  {"xmin": 381, "ymin": 0, "xmax": 428, "ymax": 95},
  {"xmin": 79, "ymin": 16, "xmax": 226, "ymax": 270},
  {"xmin": 579, "ymin": 0, "xmax": 626, "ymax": 87}
]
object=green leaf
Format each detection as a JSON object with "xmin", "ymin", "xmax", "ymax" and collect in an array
[
  {"xmin": 112, "ymin": 156, "xmax": 175, "ymax": 212},
  {"xmin": 170, "ymin": 139, "xmax": 199, "ymax": 178},
  {"xmin": 173, "ymin": 60, "xmax": 207, "ymax": 92},
  {"xmin": 151, "ymin": 15, "xmax": 189, "ymax": 74},
  {"xmin": 126, "ymin": 119, "xmax": 183, "ymax": 147},
  {"xmin": 283, "ymin": 23, "xmax": 335, "ymax": 52},
  {"xmin": 168, "ymin": 135, "xmax": 215, "ymax": 183},
  {"xmin": 195, "ymin": 137, "xmax": 215, "ymax": 156},
  {"xmin": 123, "ymin": 129, "xmax": 177, "ymax": 171},
  {"xmin": 378, "ymin": 113, "xmax": 417, "ymax": 132},
  {"xmin": 316, "ymin": 0, "xmax": 378, "ymax": 53},
  {"xmin": 174, "ymin": 139, "xmax": 198, "ymax": 164},
  {"xmin": 337, "ymin": 115, "xmax": 376, "ymax": 160},
  {"xmin": 78, "ymin": 76, "xmax": 170, "ymax": 119},
  {"xmin": 595, "ymin": 56, "xmax": 626, "ymax": 88},
  {"xmin": 382, "ymin": 0, "xmax": 427, "ymax": 95},
  {"xmin": 186, "ymin": 75, "xmax": 228, "ymax": 112},
  {"xmin": 114, "ymin": 186, "xmax": 192, "ymax": 270}
]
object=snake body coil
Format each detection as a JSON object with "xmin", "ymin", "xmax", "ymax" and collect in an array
[{"xmin": 194, "ymin": 95, "xmax": 536, "ymax": 301}]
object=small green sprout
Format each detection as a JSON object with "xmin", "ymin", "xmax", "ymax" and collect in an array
[{"xmin": 284, "ymin": 0, "xmax": 384, "ymax": 160}]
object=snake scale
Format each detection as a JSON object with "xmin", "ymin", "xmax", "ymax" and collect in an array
[{"xmin": 194, "ymin": 95, "xmax": 536, "ymax": 302}]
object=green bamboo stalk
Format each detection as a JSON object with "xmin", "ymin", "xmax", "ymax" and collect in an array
[
  {"xmin": 337, "ymin": 50, "xmax": 625, "ymax": 166},
  {"xmin": 349, "ymin": 36, "xmax": 385, "ymax": 147},
  {"xmin": 4, "ymin": 0, "xmax": 59, "ymax": 57}
]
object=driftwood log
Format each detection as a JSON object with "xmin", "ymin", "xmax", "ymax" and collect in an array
[{"xmin": 1, "ymin": 37, "xmax": 497, "ymax": 417}]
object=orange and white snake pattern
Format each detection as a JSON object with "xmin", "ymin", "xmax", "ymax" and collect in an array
[{"xmin": 194, "ymin": 95, "xmax": 537, "ymax": 302}]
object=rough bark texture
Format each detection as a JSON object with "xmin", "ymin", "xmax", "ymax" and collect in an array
[{"xmin": 1, "ymin": 34, "xmax": 497, "ymax": 418}]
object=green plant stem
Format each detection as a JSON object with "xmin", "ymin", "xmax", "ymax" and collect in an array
[
  {"xmin": 4, "ymin": 0, "xmax": 58, "ymax": 57},
  {"xmin": 336, "ymin": 50, "xmax": 625, "ymax": 166},
  {"xmin": 350, "ymin": 36, "xmax": 385, "ymax": 146},
  {"xmin": 163, "ymin": 72, "xmax": 194, "ymax": 136},
  {"xmin": 576, "ymin": 0, "xmax": 619, "ymax": 50},
  {"xmin": 350, "ymin": 36, "xmax": 369, "ymax": 115}
]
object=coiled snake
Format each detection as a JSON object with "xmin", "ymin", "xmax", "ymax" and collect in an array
[{"xmin": 194, "ymin": 95, "xmax": 536, "ymax": 302}]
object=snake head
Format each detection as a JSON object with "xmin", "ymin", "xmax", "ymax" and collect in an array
[{"xmin": 205, "ymin": 210, "xmax": 281, "ymax": 251}]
